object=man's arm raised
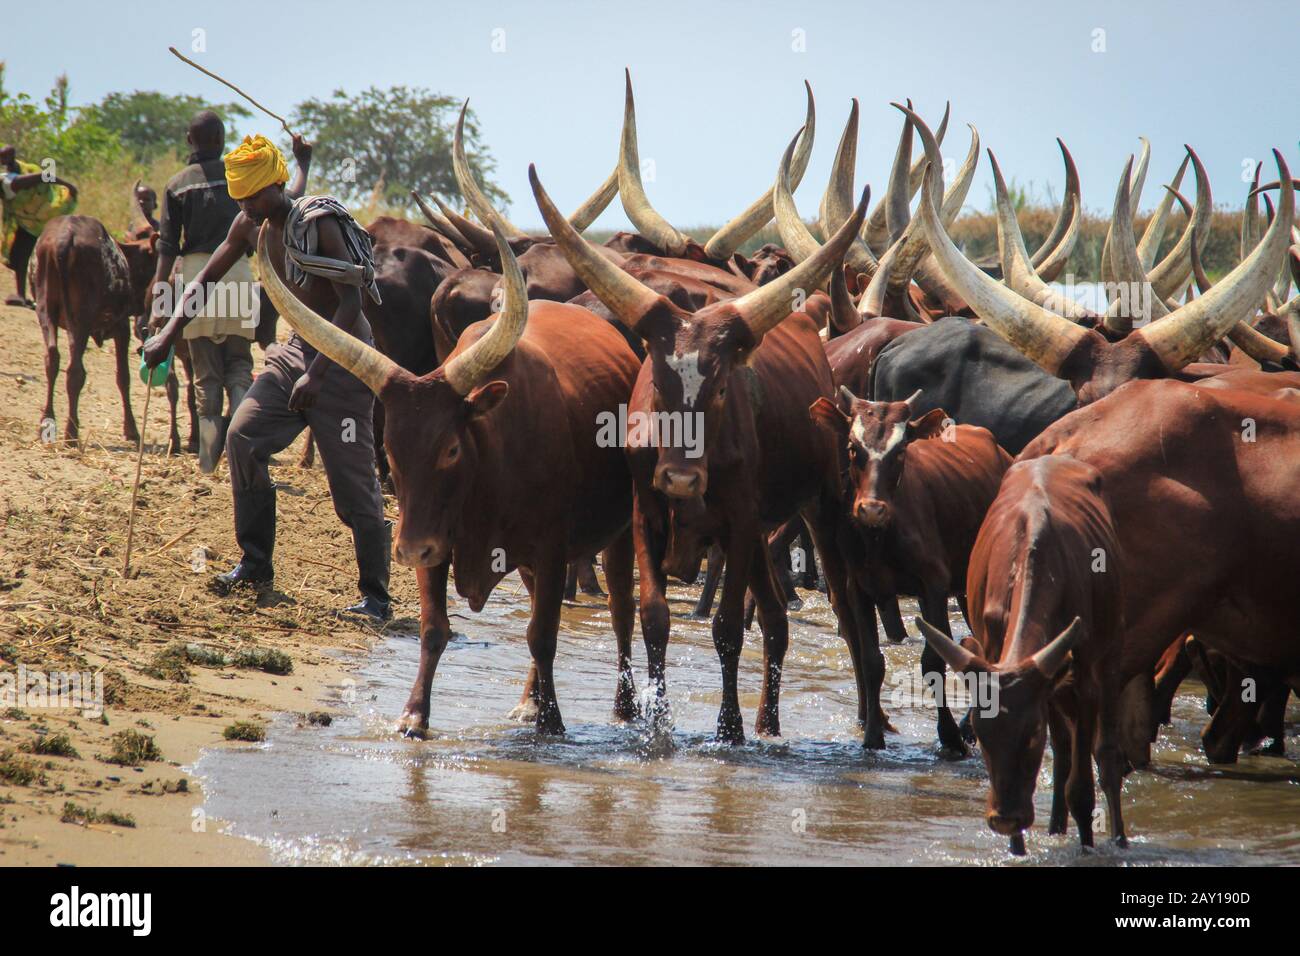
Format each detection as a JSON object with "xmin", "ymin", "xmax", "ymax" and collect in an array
[{"xmin": 142, "ymin": 213, "xmax": 256, "ymax": 367}]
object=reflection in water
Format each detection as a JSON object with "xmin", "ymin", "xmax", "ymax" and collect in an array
[{"xmin": 196, "ymin": 573, "xmax": 1300, "ymax": 866}]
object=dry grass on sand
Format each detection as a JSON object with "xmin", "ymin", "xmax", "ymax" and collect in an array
[{"xmin": 0, "ymin": 270, "xmax": 422, "ymax": 866}]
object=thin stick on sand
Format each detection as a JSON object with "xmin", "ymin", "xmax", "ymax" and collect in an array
[
  {"xmin": 122, "ymin": 385, "xmax": 152, "ymax": 578},
  {"xmin": 168, "ymin": 46, "xmax": 296, "ymax": 136}
]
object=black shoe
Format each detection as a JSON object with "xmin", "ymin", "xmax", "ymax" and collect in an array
[
  {"xmin": 211, "ymin": 562, "xmax": 273, "ymax": 595},
  {"xmin": 340, "ymin": 596, "xmax": 391, "ymax": 621}
]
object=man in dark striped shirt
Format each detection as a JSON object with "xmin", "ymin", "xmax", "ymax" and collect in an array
[{"xmin": 147, "ymin": 111, "xmax": 259, "ymax": 473}]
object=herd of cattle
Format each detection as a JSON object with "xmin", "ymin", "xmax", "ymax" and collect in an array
[{"xmin": 23, "ymin": 74, "xmax": 1300, "ymax": 855}]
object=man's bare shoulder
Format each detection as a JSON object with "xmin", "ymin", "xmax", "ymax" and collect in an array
[{"xmin": 227, "ymin": 211, "xmax": 259, "ymax": 246}]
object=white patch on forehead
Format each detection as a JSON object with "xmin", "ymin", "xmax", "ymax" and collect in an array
[
  {"xmin": 853, "ymin": 419, "xmax": 907, "ymax": 460},
  {"xmin": 665, "ymin": 350, "xmax": 705, "ymax": 407}
]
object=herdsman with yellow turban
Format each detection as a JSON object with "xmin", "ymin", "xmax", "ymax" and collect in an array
[
  {"xmin": 146, "ymin": 111, "xmax": 263, "ymax": 473},
  {"xmin": 144, "ymin": 132, "xmax": 392, "ymax": 620},
  {"xmin": 1, "ymin": 144, "xmax": 79, "ymax": 307}
]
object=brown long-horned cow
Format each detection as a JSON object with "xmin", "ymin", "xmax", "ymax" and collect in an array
[
  {"xmin": 256, "ymin": 217, "xmax": 642, "ymax": 738},
  {"xmin": 919, "ymin": 457, "xmax": 1128, "ymax": 854},
  {"xmin": 918, "ymin": 149, "xmax": 1296, "ymax": 405},
  {"xmin": 532, "ymin": 142, "xmax": 872, "ymax": 742}
]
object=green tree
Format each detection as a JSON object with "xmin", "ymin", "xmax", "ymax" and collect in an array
[
  {"xmin": 0, "ymin": 67, "xmax": 124, "ymax": 177},
  {"xmin": 79, "ymin": 90, "xmax": 251, "ymax": 162},
  {"xmin": 289, "ymin": 85, "xmax": 506, "ymax": 210}
]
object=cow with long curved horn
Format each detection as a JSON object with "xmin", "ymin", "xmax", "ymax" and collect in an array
[
  {"xmin": 257, "ymin": 208, "xmax": 643, "ymax": 738},
  {"xmin": 535, "ymin": 158, "xmax": 875, "ymax": 743},
  {"xmin": 917, "ymin": 149, "xmax": 1295, "ymax": 405}
]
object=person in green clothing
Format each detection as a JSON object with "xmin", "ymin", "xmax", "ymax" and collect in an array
[{"xmin": 0, "ymin": 144, "xmax": 78, "ymax": 307}]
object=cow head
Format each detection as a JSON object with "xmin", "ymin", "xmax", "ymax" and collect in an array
[
  {"xmin": 918, "ymin": 616, "xmax": 1082, "ymax": 842},
  {"xmin": 533, "ymin": 154, "xmax": 867, "ymax": 500},
  {"xmin": 256, "ymin": 220, "xmax": 527, "ymax": 569},
  {"xmin": 920, "ymin": 145, "xmax": 1295, "ymax": 406},
  {"xmin": 809, "ymin": 387, "xmax": 948, "ymax": 530}
]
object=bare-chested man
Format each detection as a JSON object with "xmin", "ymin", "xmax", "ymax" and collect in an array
[{"xmin": 143, "ymin": 134, "xmax": 391, "ymax": 620}]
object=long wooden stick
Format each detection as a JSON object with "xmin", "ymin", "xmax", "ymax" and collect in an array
[
  {"xmin": 122, "ymin": 384, "xmax": 152, "ymax": 579},
  {"xmin": 168, "ymin": 46, "xmax": 295, "ymax": 135}
]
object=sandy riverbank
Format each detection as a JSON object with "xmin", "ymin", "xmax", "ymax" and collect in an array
[{"xmin": 0, "ymin": 271, "xmax": 418, "ymax": 866}]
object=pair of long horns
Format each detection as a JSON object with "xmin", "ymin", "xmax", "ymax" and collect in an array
[
  {"xmin": 257, "ymin": 220, "xmax": 529, "ymax": 398},
  {"xmin": 534, "ymin": 157, "xmax": 869, "ymax": 340},
  {"xmin": 449, "ymin": 100, "xmax": 619, "ymax": 245},
  {"xmin": 916, "ymin": 616, "xmax": 1082, "ymax": 678},
  {"xmin": 618, "ymin": 71, "xmax": 817, "ymax": 260},
  {"xmin": 919, "ymin": 147, "xmax": 1295, "ymax": 375}
]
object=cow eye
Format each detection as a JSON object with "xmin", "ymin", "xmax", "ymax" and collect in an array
[{"xmin": 445, "ymin": 443, "xmax": 460, "ymax": 462}]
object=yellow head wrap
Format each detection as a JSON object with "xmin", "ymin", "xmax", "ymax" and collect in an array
[{"xmin": 224, "ymin": 135, "xmax": 289, "ymax": 200}]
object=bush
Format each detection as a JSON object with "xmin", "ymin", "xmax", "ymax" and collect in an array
[
  {"xmin": 222, "ymin": 721, "xmax": 265, "ymax": 742},
  {"xmin": 104, "ymin": 730, "xmax": 161, "ymax": 766},
  {"xmin": 22, "ymin": 732, "xmax": 79, "ymax": 758}
]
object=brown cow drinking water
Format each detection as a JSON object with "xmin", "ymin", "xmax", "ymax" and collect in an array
[
  {"xmin": 31, "ymin": 215, "xmax": 157, "ymax": 444},
  {"xmin": 918, "ymin": 456, "xmax": 1128, "ymax": 855},
  {"xmin": 809, "ymin": 389, "xmax": 1010, "ymax": 754}
]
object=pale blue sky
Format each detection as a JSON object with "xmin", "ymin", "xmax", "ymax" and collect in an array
[{"xmin": 5, "ymin": 0, "xmax": 1295, "ymax": 230}]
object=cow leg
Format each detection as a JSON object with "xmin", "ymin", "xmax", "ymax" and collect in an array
[
  {"xmin": 563, "ymin": 561, "xmax": 579, "ymax": 602},
  {"xmin": 1095, "ymin": 671, "xmax": 1129, "ymax": 847},
  {"xmin": 524, "ymin": 550, "xmax": 568, "ymax": 735},
  {"xmin": 876, "ymin": 596, "xmax": 907, "ymax": 644},
  {"xmin": 63, "ymin": 332, "xmax": 89, "ymax": 445},
  {"xmin": 1046, "ymin": 704, "xmax": 1073, "ymax": 835},
  {"xmin": 1151, "ymin": 638, "xmax": 1193, "ymax": 735},
  {"xmin": 113, "ymin": 326, "xmax": 139, "ymax": 444},
  {"xmin": 796, "ymin": 522, "xmax": 819, "ymax": 590},
  {"xmin": 397, "ymin": 562, "xmax": 452, "ymax": 738},
  {"xmin": 604, "ymin": 529, "xmax": 639, "ymax": 722},
  {"xmin": 633, "ymin": 491, "xmax": 672, "ymax": 726},
  {"xmin": 1250, "ymin": 686, "xmax": 1289, "ymax": 756},
  {"xmin": 1067, "ymin": 692, "xmax": 1098, "ymax": 849},
  {"xmin": 164, "ymin": 366, "xmax": 182, "ymax": 455},
  {"xmin": 713, "ymin": 530, "xmax": 755, "ymax": 744},
  {"xmin": 576, "ymin": 556, "xmax": 605, "ymax": 597},
  {"xmin": 298, "ymin": 432, "xmax": 316, "ymax": 469},
  {"xmin": 803, "ymin": 498, "xmax": 877, "ymax": 745},
  {"xmin": 372, "ymin": 401, "xmax": 392, "ymax": 491},
  {"xmin": 752, "ymin": 538, "xmax": 790, "ymax": 737},
  {"xmin": 40, "ymin": 320, "xmax": 59, "ymax": 436},
  {"xmin": 509, "ymin": 568, "xmax": 542, "ymax": 721},
  {"xmin": 1201, "ymin": 664, "xmax": 1255, "ymax": 765},
  {"xmin": 768, "ymin": 519, "xmax": 802, "ymax": 608},
  {"xmin": 919, "ymin": 589, "xmax": 967, "ymax": 757},
  {"xmin": 852, "ymin": 583, "xmax": 888, "ymax": 748},
  {"xmin": 692, "ymin": 544, "xmax": 724, "ymax": 619},
  {"xmin": 955, "ymin": 594, "xmax": 977, "ymax": 744}
]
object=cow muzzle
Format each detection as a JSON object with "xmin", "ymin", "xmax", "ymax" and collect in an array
[
  {"xmin": 987, "ymin": 808, "xmax": 1033, "ymax": 836},
  {"xmin": 853, "ymin": 497, "xmax": 892, "ymax": 529},
  {"xmin": 394, "ymin": 535, "xmax": 451, "ymax": 568},
  {"xmin": 654, "ymin": 464, "xmax": 707, "ymax": 499}
]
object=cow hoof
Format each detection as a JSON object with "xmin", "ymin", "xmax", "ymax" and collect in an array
[
  {"xmin": 507, "ymin": 699, "xmax": 539, "ymax": 723},
  {"xmin": 124, "ymin": 428, "xmax": 140, "ymax": 444},
  {"xmin": 754, "ymin": 715, "xmax": 781, "ymax": 738},
  {"xmin": 786, "ymin": 597, "xmax": 803, "ymax": 612},
  {"xmin": 534, "ymin": 711, "xmax": 565, "ymax": 736},
  {"xmin": 612, "ymin": 690, "xmax": 641, "ymax": 723},
  {"xmin": 937, "ymin": 742, "xmax": 969, "ymax": 761},
  {"xmin": 862, "ymin": 728, "xmax": 886, "ymax": 750},
  {"xmin": 186, "ymin": 440, "xmax": 199, "ymax": 454},
  {"xmin": 396, "ymin": 712, "xmax": 429, "ymax": 739},
  {"xmin": 1112, "ymin": 834, "xmax": 1129, "ymax": 849},
  {"xmin": 715, "ymin": 714, "xmax": 746, "ymax": 746},
  {"xmin": 1007, "ymin": 833, "xmax": 1027, "ymax": 856}
]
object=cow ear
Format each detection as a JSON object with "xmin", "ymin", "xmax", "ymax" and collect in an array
[
  {"xmin": 809, "ymin": 397, "xmax": 850, "ymax": 434},
  {"xmin": 909, "ymin": 407, "xmax": 949, "ymax": 440},
  {"xmin": 465, "ymin": 380, "xmax": 509, "ymax": 416},
  {"xmin": 730, "ymin": 253, "xmax": 754, "ymax": 279}
]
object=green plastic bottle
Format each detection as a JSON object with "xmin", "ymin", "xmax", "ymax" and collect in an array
[{"xmin": 139, "ymin": 346, "xmax": 175, "ymax": 387}]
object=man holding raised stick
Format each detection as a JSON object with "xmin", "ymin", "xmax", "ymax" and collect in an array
[{"xmin": 143, "ymin": 133, "xmax": 391, "ymax": 620}]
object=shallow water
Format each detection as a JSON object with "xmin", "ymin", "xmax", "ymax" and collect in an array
[{"xmin": 195, "ymin": 574, "xmax": 1300, "ymax": 866}]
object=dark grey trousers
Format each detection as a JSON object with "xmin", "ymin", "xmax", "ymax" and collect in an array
[{"xmin": 225, "ymin": 335, "xmax": 387, "ymax": 581}]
